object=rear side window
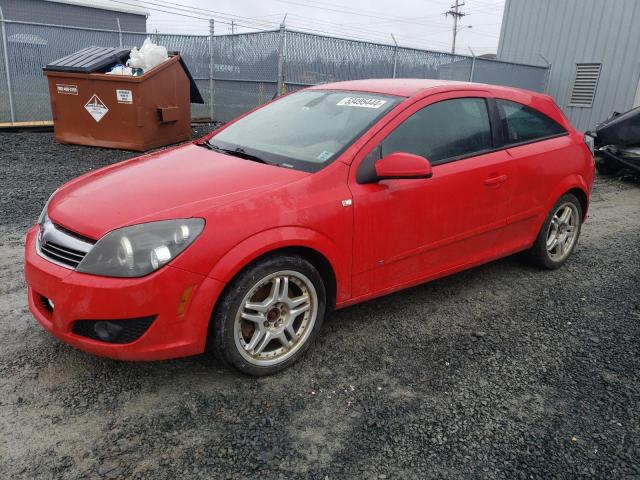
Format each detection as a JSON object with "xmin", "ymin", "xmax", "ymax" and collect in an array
[
  {"xmin": 496, "ymin": 99, "xmax": 566, "ymax": 145},
  {"xmin": 381, "ymin": 97, "xmax": 493, "ymax": 164}
]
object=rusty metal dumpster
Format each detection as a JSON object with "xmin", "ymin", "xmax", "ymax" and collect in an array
[{"xmin": 43, "ymin": 47, "xmax": 204, "ymax": 151}]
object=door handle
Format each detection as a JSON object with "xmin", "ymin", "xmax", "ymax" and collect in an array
[{"xmin": 484, "ymin": 174, "xmax": 508, "ymax": 186}]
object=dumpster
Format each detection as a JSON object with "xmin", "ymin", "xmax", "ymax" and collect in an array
[{"xmin": 43, "ymin": 46, "xmax": 204, "ymax": 151}]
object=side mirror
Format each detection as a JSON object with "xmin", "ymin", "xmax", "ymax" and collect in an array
[{"xmin": 374, "ymin": 152, "xmax": 433, "ymax": 180}]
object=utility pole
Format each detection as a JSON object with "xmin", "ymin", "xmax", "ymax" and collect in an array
[
  {"xmin": 209, "ymin": 19, "xmax": 215, "ymax": 122},
  {"xmin": 231, "ymin": 20, "xmax": 235, "ymax": 35},
  {"xmin": 445, "ymin": 0, "xmax": 467, "ymax": 54}
]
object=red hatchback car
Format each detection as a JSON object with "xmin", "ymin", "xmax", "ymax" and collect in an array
[{"xmin": 25, "ymin": 79, "xmax": 595, "ymax": 375}]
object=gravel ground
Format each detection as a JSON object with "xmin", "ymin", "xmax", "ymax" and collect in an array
[{"xmin": 1, "ymin": 129, "xmax": 639, "ymax": 479}]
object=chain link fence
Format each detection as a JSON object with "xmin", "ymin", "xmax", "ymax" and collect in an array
[{"xmin": 0, "ymin": 19, "xmax": 549, "ymax": 124}]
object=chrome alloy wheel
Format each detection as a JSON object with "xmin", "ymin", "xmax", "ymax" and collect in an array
[
  {"xmin": 546, "ymin": 202, "xmax": 579, "ymax": 262},
  {"xmin": 234, "ymin": 270, "xmax": 318, "ymax": 366}
]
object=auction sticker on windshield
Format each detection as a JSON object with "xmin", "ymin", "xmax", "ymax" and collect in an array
[{"xmin": 336, "ymin": 97, "xmax": 387, "ymax": 108}]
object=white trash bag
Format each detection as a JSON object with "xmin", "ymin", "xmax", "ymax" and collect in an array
[
  {"xmin": 126, "ymin": 38, "xmax": 169, "ymax": 73},
  {"xmin": 106, "ymin": 64, "xmax": 133, "ymax": 75}
]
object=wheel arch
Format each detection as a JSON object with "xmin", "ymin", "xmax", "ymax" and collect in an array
[
  {"xmin": 566, "ymin": 187, "xmax": 588, "ymax": 221},
  {"xmin": 207, "ymin": 227, "xmax": 346, "ymax": 310},
  {"xmin": 528, "ymin": 176, "xmax": 590, "ymax": 246},
  {"xmin": 545, "ymin": 175, "xmax": 591, "ymax": 222}
]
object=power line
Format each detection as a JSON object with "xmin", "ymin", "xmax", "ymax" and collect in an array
[
  {"xmin": 275, "ymin": 0, "xmax": 459, "ymax": 22},
  {"xmin": 288, "ymin": 0, "xmax": 499, "ymax": 28},
  {"xmin": 273, "ymin": 0, "xmax": 457, "ymax": 28},
  {"xmin": 110, "ymin": 0, "xmax": 499, "ymax": 53},
  {"xmin": 133, "ymin": 0, "xmax": 449, "ymax": 48},
  {"xmin": 269, "ymin": 13, "xmax": 455, "ymax": 47},
  {"xmin": 140, "ymin": 0, "xmax": 501, "ymax": 45},
  {"xmin": 106, "ymin": 0, "xmax": 277, "ymax": 30},
  {"xmin": 113, "ymin": 0, "xmax": 410, "ymax": 46},
  {"xmin": 467, "ymin": 1, "xmax": 506, "ymax": 14}
]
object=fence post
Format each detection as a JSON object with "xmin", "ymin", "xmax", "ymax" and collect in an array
[
  {"xmin": 391, "ymin": 33, "xmax": 398, "ymax": 78},
  {"xmin": 544, "ymin": 64, "xmax": 552, "ymax": 93},
  {"xmin": 209, "ymin": 19, "xmax": 215, "ymax": 122},
  {"xmin": 0, "ymin": 7, "xmax": 15, "ymax": 123},
  {"xmin": 468, "ymin": 47, "xmax": 476, "ymax": 82},
  {"xmin": 277, "ymin": 23, "xmax": 286, "ymax": 96},
  {"xmin": 116, "ymin": 17, "xmax": 123, "ymax": 47},
  {"xmin": 538, "ymin": 53, "xmax": 551, "ymax": 93}
]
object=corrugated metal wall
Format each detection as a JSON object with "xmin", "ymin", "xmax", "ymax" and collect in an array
[
  {"xmin": 0, "ymin": 0, "xmax": 147, "ymax": 31},
  {"xmin": 497, "ymin": 0, "xmax": 640, "ymax": 131}
]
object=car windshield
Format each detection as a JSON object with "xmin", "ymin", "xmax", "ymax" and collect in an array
[{"xmin": 208, "ymin": 90, "xmax": 401, "ymax": 172}]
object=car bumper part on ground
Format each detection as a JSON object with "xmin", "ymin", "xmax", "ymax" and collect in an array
[{"xmin": 24, "ymin": 226, "xmax": 224, "ymax": 361}]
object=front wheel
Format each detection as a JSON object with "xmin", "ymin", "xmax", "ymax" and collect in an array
[
  {"xmin": 527, "ymin": 193, "xmax": 583, "ymax": 269},
  {"xmin": 210, "ymin": 255, "xmax": 326, "ymax": 376}
]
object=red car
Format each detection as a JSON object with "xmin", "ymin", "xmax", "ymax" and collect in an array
[{"xmin": 25, "ymin": 79, "xmax": 595, "ymax": 375}]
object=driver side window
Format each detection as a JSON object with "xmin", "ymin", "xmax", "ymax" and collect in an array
[{"xmin": 380, "ymin": 97, "xmax": 493, "ymax": 164}]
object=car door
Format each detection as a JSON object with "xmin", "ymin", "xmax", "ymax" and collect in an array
[
  {"xmin": 348, "ymin": 92, "xmax": 515, "ymax": 299},
  {"xmin": 493, "ymin": 98, "xmax": 572, "ymax": 253}
]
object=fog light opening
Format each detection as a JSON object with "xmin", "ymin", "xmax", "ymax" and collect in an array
[
  {"xmin": 39, "ymin": 295, "xmax": 54, "ymax": 313},
  {"xmin": 93, "ymin": 321, "xmax": 123, "ymax": 342}
]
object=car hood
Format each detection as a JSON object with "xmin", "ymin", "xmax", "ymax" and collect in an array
[{"xmin": 48, "ymin": 144, "xmax": 309, "ymax": 239}]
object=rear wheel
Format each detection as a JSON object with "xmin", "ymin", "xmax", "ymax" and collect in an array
[
  {"xmin": 210, "ymin": 255, "xmax": 326, "ymax": 376},
  {"xmin": 528, "ymin": 193, "xmax": 582, "ymax": 269}
]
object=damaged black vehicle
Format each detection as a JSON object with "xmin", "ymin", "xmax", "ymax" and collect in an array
[{"xmin": 588, "ymin": 105, "xmax": 640, "ymax": 177}]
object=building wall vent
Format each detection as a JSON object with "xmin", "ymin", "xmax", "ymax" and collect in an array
[{"xmin": 569, "ymin": 63, "xmax": 601, "ymax": 108}]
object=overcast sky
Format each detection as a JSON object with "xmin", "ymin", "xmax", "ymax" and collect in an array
[{"xmin": 143, "ymin": 0, "xmax": 505, "ymax": 56}]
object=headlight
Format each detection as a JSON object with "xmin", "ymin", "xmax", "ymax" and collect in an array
[
  {"xmin": 38, "ymin": 190, "xmax": 58, "ymax": 225},
  {"xmin": 77, "ymin": 218, "xmax": 205, "ymax": 277}
]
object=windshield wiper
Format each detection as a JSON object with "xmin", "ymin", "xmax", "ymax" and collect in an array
[
  {"xmin": 200, "ymin": 141, "xmax": 268, "ymax": 164},
  {"xmin": 230, "ymin": 147, "xmax": 268, "ymax": 164}
]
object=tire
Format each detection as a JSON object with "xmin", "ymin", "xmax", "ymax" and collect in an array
[
  {"xmin": 210, "ymin": 254, "xmax": 326, "ymax": 376},
  {"xmin": 527, "ymin": 193, "xmax": 583, "ymax": 270}
]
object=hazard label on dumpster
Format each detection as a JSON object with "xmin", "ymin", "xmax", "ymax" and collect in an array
[{"xmin": 84, "ymin": 94, "xmax": 109, "ymax": 122}]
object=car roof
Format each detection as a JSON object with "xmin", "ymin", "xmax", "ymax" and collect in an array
[
  {"xmin": 309, "ymin": 78, "xmax": 548, "ymax": 101},
  {"xmin": 307, "ymin": 78, "xmax": 570, "ymax": 127}
]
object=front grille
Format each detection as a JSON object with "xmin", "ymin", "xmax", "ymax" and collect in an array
[
  {"xmin": 72, "ymin": 316, "xmax": 156, "ymax": 344},
  {"xmin": 37, "ymin": 220, "xmax": 94, "ymax": 270},
  {"xmin": 40, "ymin": 240, "xmax": 86, "ymax": 268}
]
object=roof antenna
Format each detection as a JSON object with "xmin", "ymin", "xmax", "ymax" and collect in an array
[{"xmin": 281, "ymin": 13, "xmax": 287, "ymax": 28}]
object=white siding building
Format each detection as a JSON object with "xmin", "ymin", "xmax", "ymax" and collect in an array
[{"xmin": 497, "ymin": 0, "xmax": 640, "ymax": 131}]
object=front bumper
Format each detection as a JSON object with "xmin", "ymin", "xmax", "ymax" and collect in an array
[{"xmin": 24, "ymin": 226, "xmax": 225, "ymax": 361}]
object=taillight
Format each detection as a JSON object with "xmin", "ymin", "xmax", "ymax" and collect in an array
[{"xmin": 584, "ymin": 133, "xmax": 596, "ymax": 155}]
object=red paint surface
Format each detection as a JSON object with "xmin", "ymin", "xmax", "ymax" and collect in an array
[{"xmin": 25, "ymin": 80, "xmax": 595, "ymax": 361}]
